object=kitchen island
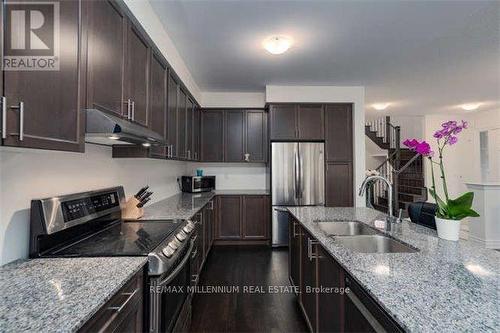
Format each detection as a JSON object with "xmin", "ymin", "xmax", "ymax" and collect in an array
[{"xmin": 287, "ymin": 206, "xmax": 499, "ymax": 332}]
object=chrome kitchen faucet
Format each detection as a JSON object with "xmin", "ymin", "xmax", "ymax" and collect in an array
[{"xmin": 359, "ymin": 175, "xmax": 402, "ymax": 223}]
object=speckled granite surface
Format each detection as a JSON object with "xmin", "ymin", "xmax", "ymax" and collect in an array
[
  {"xmin": 140, "ymin": 191, "xmax": 216, "ymax": 220},
  {"xmin": 141, "ymin": 190, "xmax": 269, "ymax": 220},
  {"xmin": 0, "ymin": 257, "xmax": 147, "ymax": 333},
  {"xmin": 287, "ymin": 206, "xmax": 500, "ymax": 332}
]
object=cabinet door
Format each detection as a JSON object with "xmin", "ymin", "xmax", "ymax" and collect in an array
[
  {"xmin": 245, "ymin": 110, "xmax": 267, "ymax": 162},
  {"xmin": 201, "ymin": 110, "xmax": 224, "ymax": 161},
  {"xmin": 186, "ymin": 98, "xmax": 194, "ymax": 160},
  {"xmin": 325, "ymin": 104, "xmax": 352, "ymax": 162},
  {"xmin": 289, "ymin": 218, "xmax": 301, "ymax": 289},
  {"xmin": 177, "ymin": 89, "xmax": 187, "ymax": 159},
  {"xmin": 242, "ymin": 196, "xmax": 268, "ymax": 239},
  {"xmin": 217, "ymin": 196, "xmax": 241, "ymax": 239},
  {"xmin": 270, "ymin": 104, "xmax": 297, "ymax": 140},
  {"xmin": 193, "ymin": 106, "xmax": 200, "ymax": 161},
  {"xmin": 3, "ymin": 0, "xmax": 83, "ymax": 152},
  {"xmin": 326, "ymin": 162, "xmax": 353, "ymax": 207},
  {"xmin": 225, "ymin": 110, "xmax": 245, "ymax": 162},
  {"xmin": 300, "ymin": 230, "xmax": 317, "ymax": 332},
  {"xmin": 167, "ymin": 72, "xmax": 178, "ymax": 158},
  {"xmin": 317, "ymin": 246, "xmax": 343, "ymax": 333},
  {"xmin": 298, "ymin": 104, "xmax": 324, "ymax": 140},
  {"xmin": 86, "ymin": 0, "xmax": 126, "ymax": 117},
  {"xmin": 149, "ymin": 53, "xmax": 167, "ymax": 157},
  {"xmin": 203, "ymin": 206, "xmax": 211, "ymax": 258},
  {"xmin": 126, "ymin": 22, "xmax": 149, "ymax": 127}
]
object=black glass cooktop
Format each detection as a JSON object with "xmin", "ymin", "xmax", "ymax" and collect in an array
[{"xmin": 50, "ymin": 220, "xmax": 182, "ymax": 256}]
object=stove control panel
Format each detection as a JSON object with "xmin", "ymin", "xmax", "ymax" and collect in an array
[
  {"xmin": 162, "ymin": 221, "xmax": 194, "ymax": 259},
  {"xmin": 61, "ymin": 191, "xmax": 119, "ymax": 223}
]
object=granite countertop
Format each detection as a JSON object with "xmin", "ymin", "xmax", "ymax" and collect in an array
[
  {"xmin": 0, "ymin": 257, "xmax": 147, "ymax": 333},
  {"xmin": 287, "ymin": 206, "xmax": 499, "ymax": 332},
  {"xmin": 214, "ymin": 189, "xmax": 270, "ymax": 196},
  {"xmin": 141, "ymin": 189, "xmax": 269, "ymax": 220}
]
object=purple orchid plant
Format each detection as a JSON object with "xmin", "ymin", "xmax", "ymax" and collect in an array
[{"xmin": 403, "ymin": 120, "xmax": 479, "ymax": 220}]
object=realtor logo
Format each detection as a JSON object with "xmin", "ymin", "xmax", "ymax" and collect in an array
[{"xmin": 3, "ymin": 1, "xmax": 60, "ymax": 71}]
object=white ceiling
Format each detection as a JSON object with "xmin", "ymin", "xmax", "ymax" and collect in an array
[{"xmin": 149, "ymin": 0, "xmax": 499, "ymax": 116}]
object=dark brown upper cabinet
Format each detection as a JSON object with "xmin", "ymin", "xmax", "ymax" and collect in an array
[
  {"xmin": 166, "ymin": 72, "xmax": 178, "ymax": 158},
  {"xmin": 225, "ymin": 110, "xmax": 245, "ymax": 162},
  {"xmin": 186, "ymin": 98, "xmax": 194, "ymax": 160},
  {"xmin": 269, "ymin": 104, "xmax": 324, "ymax": 141},
  {"xmin": 245, "ymin": 110, "xmax": 268, "ymax": 162},
  {"xmin": 86, "ymin": 0, "xmax": 126, "ymax": 117},
  {"xmin": 297, "ymin": 104, "xmax": 324, "ymax": 140},
  {"xmin": 201, "ymin": 110, "xmax": 224, "ymax": 162},
  {"xmin": 201, "ymin": 109, "xmax": 267, "ymax": 163},
  {"xmin": 325, "ymin": 103, "xmax": 352, "ymax": 162},
  {"xmin": 269, "ymin": 104, "xmax": 296, "ymax": 140},
  {"xmin": 149, "ymin": 52, "xmax": 167, "ymax": 157},
  {"xmin": 192, "ymin": 105, "xmax": 200, "ymax": 161},
  {"xmin": 2, "ymin": 0, "xmax": 84, "ymax": 152},
  {"xmin": 177, "ymin": 89, "xmax": 187, "ymax": 159},
  {"xmin": 125, "ymin": 22, "xmax": 150, "ymax": 127}
]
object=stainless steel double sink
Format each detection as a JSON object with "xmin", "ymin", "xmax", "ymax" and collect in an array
[{"xmin": 315, "ymin": 221, "xmax": 418, "ymax": 253}]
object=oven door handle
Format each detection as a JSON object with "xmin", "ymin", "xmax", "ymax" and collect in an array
[{"xmin": 157, "ymin": 240, "xmax": 195, "ymax": 287}]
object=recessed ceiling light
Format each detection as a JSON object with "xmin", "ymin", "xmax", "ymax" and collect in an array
[
  {"xmin": 142, "ymin": 143, "xmax": 151, "ymax": 147},
  {"xmin": 263, "ymin": 35, "xmax": 292, "ymax": 55},
  {"xmin": 108, "ymin": 135, "xmax": 120, "ymax": 140},
  {"xmin": 460, "ymin": 103, "xmax": 481, "ymax": 111},
  {"xmin": 372, "ymin": 103, "xmax": 390, "ymax": 111}
]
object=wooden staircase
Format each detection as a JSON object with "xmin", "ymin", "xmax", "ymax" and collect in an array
[{"xmin": 365, "ymin": 117, "xmax": 427, "ymax": 216}]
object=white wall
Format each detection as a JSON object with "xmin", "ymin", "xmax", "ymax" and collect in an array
[
  {"xmin": 201, "ymin": 92, "xmax": 265, "ymax": 108},
  {"xmin": 124, "ymin": 0, "xmax": 201, "ymax": 101},
  {"xmin": 423, "ymin": 109, "xmax": 500, "ymax": 201},
  {"xmin": 365, "ymin": 137, "xmax": 387, "ymax": 170},
  {"xmin": 391, "ymin": 115, "xmax": 425, "ymax": 143},
  {"xmin": 265, "ymin": 85, "xmax": 366, "ymax": 207},
  {"xmin": 0, "ymin": 145, "xmax": 187, "ymax": 264},
  {"xmin": 186, "ymin": 163, "xmax": 269, "ymax": 190}
]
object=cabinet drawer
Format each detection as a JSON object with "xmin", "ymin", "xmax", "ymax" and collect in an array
[{"xmin": 79, "ymin": 269, "xmax": 144, "ymax": 333}]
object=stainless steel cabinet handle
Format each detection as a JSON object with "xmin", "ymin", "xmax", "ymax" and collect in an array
[
  {"xmin": 126, "ymin": 99, "xmax": 131, "ymax": 120},
  {"xmin": 1, "ymin": 97, "xmax": 6, "ymax": 139},
  {"xmin": 293, "ymin": 221, "xmax": 299, "ymax": 237},
  {"xmin": 208, "ymin": 200, "xmax": 214, "ymax": 210},
  {"xmin": 191, "ymin": 274, "xmax": 199, "ymax": 284},
  {"xmin": 131, "ymin": 101, "xmax": 135, "ymax": 121},
  {"xmin": 191, "ymin": 248, "xmax": 198, "ymax": 259},
  {"xmin": 108, "ymin": 288, "xmax": 138, "ymax": 313},
  {"xmin": 10, "ymin": 101, "xmax": 24, "ymax": 141},
  {"xmin": 307, "ymin": 238, "xmax": 320, "ymax": 260}
]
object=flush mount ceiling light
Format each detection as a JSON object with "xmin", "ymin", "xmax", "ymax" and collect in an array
[
  {"xmin": 460, "ymin": 103, "xmax": 481, "ymax": 111},
  {"xmin": 372, "ymin": 103, "xmax": 390, "ymax": 111},
  {"xmin": 263, "ymin": 35, "xmax": 293, "ymax": 55}
]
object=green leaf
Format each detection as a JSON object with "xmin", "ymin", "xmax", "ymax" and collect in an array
[
  {"xmin": 448, "ymin": 192, "xmax": 474, "ymax": 209},
  {"xmin": 447, "ymin": 193, "xmax": 480, "ymax": 219}
]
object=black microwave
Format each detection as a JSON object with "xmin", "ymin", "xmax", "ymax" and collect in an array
[{"xmin": 181, "ymin": 176, "xmax": 215, "ymax": 193}]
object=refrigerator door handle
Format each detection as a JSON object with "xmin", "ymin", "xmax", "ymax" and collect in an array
[
  {"xmin": 298, "ymin": 150, "xmax": 303, "ymax": 199},
  {"xmin": 294, "ymin": 151, "xmax": 300, "ymax": 199}
]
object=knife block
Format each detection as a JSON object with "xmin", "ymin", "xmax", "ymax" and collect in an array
[{"xmin": 122, "ymin": 196, "xmax": 144, "ymax": 221}]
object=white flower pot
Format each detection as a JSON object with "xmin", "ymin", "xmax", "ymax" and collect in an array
[{"xmin": 435, "ymin": 217, "xmax": 462, "ymax": 241}]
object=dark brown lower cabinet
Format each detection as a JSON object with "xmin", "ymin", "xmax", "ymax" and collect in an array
[
  {"xmin": 79, "ymin": 268, "xmax": 144, "ymax": 333},
  {"xmin": 215, "ymin": 195, "xmax": 270, "ymax": 244},
  {"xmin": 300, "ymin": 228, "xmax": 317, "ymax": 332},
  {"xmin": 291, "ymin": 222, "xmax": 403, "ymax": 333},
  {"xmin": 317, "ymin": 246, "xmax": 344, "ymax": 333},
  {"xmin": 289, "ymin": 218, "xmax": 301, "ymax": 289},
  {"xmin": 242, "ymin": 196, "xmax": 269, "ymax": 239}
]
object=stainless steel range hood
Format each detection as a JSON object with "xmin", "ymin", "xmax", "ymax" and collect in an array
[{"xmin": 85, "ymin": 109, "xmax": 165, "ymax": 146}]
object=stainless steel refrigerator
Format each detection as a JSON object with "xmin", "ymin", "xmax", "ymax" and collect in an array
[{"xmin": 271, "ymin": 142, "xmax": 325, "ymax": 246}]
